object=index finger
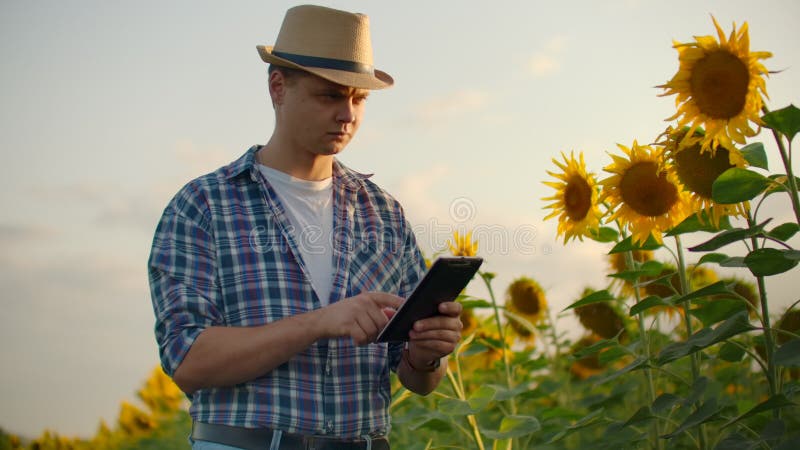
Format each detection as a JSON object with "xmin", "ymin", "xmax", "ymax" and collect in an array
[{"xmin": 365, "ymin": 292, "xmax": 405, "ymax": 309}]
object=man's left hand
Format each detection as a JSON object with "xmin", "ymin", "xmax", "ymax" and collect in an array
[{"xmin": 406, "ymin": 301, "xmax": 463, "ymax": 367}]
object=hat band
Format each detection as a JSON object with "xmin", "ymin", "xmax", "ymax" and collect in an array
[{"xmin": 272, "ymin": 51, "xmax": 374, "ymax": 74}]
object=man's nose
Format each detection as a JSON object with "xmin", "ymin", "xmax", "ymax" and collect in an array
[{"xmin": 336, "ymin": 100, "xmax": 356, "ymax": 123}]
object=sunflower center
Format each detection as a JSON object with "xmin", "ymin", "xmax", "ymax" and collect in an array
[
  {"xmin": 564, "ymin": 175, "xmax": 592, "ymax": 221},
  {"xmin": 674, "ymin": 144, "xmax": 735, "ymax": 198},
  {"xmin": 690, "ymin": 50, "xmax": 750, "ymax": 119},
  {"xmin": 513, "ymin": 286, "xmax": 542, "ymax": 315},
  {"xmin": 620, "ymin": 161, "xmax": 678, "ymax": 217}
]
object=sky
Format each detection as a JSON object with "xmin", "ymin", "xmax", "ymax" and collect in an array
[{"xmin": 1, "ymin": 0, "xmax": 799, "ymax": 439}]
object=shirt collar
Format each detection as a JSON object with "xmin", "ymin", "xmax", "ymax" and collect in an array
[{"xmin": 224, "ymin": 145, "xmax": 373, "ymax": 191}]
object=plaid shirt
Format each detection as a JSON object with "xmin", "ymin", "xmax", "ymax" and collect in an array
[{"xmin": 148, "ymin": 145, "xmax": 425, "ymax": 438}]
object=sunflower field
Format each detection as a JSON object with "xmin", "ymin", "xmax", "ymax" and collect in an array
[{"xmin": 389, "ymin": 16, "xmax": 800, "ymax": 450}]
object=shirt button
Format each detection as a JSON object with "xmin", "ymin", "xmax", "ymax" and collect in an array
[
  {"xmin": 325, "ymin": 364, "xmax": 331, "ymax": 375},
  {"xmin": 326, "ymin": 420, "xmax": 334, "ymax": 431}
]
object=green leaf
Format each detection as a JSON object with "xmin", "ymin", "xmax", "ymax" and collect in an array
[
  {"xmin": 609, "ymin": 235, "xmax": 662, "ymax": 253},
  {"xmin": 621, "ymin": 406, "xmax": 654, "ymax": 428},
  {"xmin": 723, "ymin": 394, "xmax": 797, "ymax": 428},
  {"xmin": 712, "ymin": 168, "xmax": 770, "ymax": 203},
  {"xmin": 656, "ymin": 311, "xmax": 755, "ymax": 365},
  {"xmin": 739, "ymin": 142, "xmax": 769, "ymax": 170},
  {"xmin": 697, "ymin": 253, "xmax": 731, "ymax": 266},
  {"xmin": 652, "ymin": 393, "xmax": 681, "ymax": 414},
  {"xmin": 571, "ymin": 336, "xmax": 620, "ymax": 360},
  {"xmin": 689, "ymin": 219, "xmax": 771, "ymax": 252},
  {"xmin": 768, "ymin": 222, "xmax": 800, "ymax": 242},
  {"xmin": 481, "ymin": 415, "xmax": 541, "ymax": 439},
  {"xmin": 467, "ymin": 385, "xmax": 497, "ymax": 411},
  {"xmin": 589, "ymin": 226, "xmax": 619, "ymax": 243},
  {"xmin": 592, "ymin": 356, "xmax": 648, "ymax": 385},
  {"xmin": 690, "ymin": 298, "xmax": 748, "ymax": 327},
  {"xmin": 663, "ymin": 398, "xmax": 722, "ymax": 439},
  {"xmin": 437, "ymin": 398, "xmax": 478, "ymax": 416},
  {"xmin": 718, "ymin": 342, "xmax": 746, "ymax": 362},
  {"xmin": 762, "ymin": 104, "xmax": 800, "ymax": 141},
  {"xmin": 720, "ymin": 256, "xmax": 747, "ymax": 268},
  {"xmin": 673, "ymin": 281, "xmax": 734, "ymax": 305},
  {"xmin": 666, "ymin": 212, "xmax": 732, "ymax": 236},
  {"xmin": 765, "ymin": 174, "xmax": 800, "ymax": 196},
  {"xmin": 562, "ymin": 289, "xmax": 614, "ymax": 311},
  {"xmin": 546, "ymin": 409, "xmax": 606, "ymax": 444},
  {"xmin": 744, "ymin": 248, "xmax": 799, "ymax": 276},
  {"xmin": 682, "ymin": 376, "xmax": 709, "ymax": 408},
  {"xmin": 630, "ymin": 295, "xmax": 670, "ymax": 316},
  {"xmin": 774, "ymin": 339, "xmax": 800, "ymax": 367}
]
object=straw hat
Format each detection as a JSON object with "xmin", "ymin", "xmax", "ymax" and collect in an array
[{"xmin": 256, "ymin": 5, "xmax": 393, "ymax": 90}]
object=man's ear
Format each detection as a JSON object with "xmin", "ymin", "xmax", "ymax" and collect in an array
[{"xmin": 268, "ymin": 70, "xmax": 286, "ymax": 106}]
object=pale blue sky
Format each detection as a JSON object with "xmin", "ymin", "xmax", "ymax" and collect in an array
[{"xmin": 1, "ymin": 0, "xmax": 799, "ymax": 438}]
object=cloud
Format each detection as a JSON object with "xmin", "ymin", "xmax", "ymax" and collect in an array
[
  {"xmin": 416, "ymin": 90, "xmax": 489, "ymax": 122},
  {"xmin": 528, "ymin": 35, "xmax": 568, "ymax": 77}
]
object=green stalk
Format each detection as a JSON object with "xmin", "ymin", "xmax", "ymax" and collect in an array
[
  {"xmin": 446, "ymin": 367, "xmax": 486, "ymax": 450},
  {"xmin": 624, "ymin": 250, "xmax": 662, "ymax": 450},
  {"xmin": 745, "ymin": 213, "xmax": 779, "ymax": 402},
  {"xmin": 673, "ymin": 236, "xmax": 708, "ymax": 450},
  {"xmin": 763, "ymin": 107, "xmax": 800, "ymax": 225},
  {"xmin": 480, "ymin": 271, "xmax": 517, "ymax": 415}
]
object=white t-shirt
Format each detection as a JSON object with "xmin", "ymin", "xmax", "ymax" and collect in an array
[{"xmin": 257, "ymin": 164, "xmax": 334, "ymax": 306}]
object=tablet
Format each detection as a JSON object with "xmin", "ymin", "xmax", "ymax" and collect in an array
[{"xmin": 376, "ymin": 256, "xmax": 483, "ymax": 342}]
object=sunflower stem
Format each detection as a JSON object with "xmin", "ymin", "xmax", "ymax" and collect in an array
[
  {"xmin": 480, "ymin": 271, "xmax": 517, "ymax": 416},
  {"xmin": 745, "ymin": 212, "xmax": 780, "ymax": 408},
  {"xmin": 674, "ymin": 236, "xmax": 709, "ymax": 450},
  {"xmin": 446, "ymin": 367, "xmax": 486, "ymax": 450},
  {"xmin": 761, "ymin": 105, "xmax": 800, "ymax": 226},
  {"xmin": 624, "ymin": 250, "xmax": 662, "ymax": 450}
]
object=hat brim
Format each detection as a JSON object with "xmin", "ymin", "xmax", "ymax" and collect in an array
[{"xmin": 257, "ymin": 45, "xmax": 393, "ymax": 90}]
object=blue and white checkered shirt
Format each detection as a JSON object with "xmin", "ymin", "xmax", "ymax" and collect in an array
[{"xmin": 148, "ymin": 145, "xmax": 426, "ymax": 438}]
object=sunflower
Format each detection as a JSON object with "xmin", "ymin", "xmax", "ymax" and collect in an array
[
  {"xmin": 543, "ymin": 151, "xmax": 603, "ymax": 243},
  {"xmin": 504, "ymin": 277, "xmax": 548, "ymax": 341},
  {"xmin": 569, "ymin": 334, "xmax": 607, "ymax": 380},
  {"xmin": 717, "ymin": 277, "xmax": 759, "ymax": 318},
  {"xmin": 574, "ymin": 300, "xmax": 627, "ymax": 340},
  {"xmin": 663, "ymin": 127, "xmax": 748, "ymax": 226},
  {"xmin": 658, "ymin": 16, "xmax": 771, "ymax": 152},
  {"xmin": 448, "ymin": 230, "xmax": 478, "ymax": 257},
  {"xmin": 460, "ymin": 306, "xmax": 479, "ymax": 337},
  {"xmin": 600, "ymin": 141, "xmax": 691, "ymax": 244}
]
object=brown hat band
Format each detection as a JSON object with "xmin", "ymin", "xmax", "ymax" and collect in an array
[{"xmin": 272, "ymin": 50, "xmax": 374, "ymax": 74}]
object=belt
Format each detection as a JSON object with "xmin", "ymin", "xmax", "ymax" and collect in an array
[{"xmin": 191, "ymin": 421, "xmax": 389, "ymax": 450}]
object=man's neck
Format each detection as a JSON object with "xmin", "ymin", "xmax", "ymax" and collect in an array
[{"xmin": 256, "ymin": 142, "xmax": 334, "ymax": 181}]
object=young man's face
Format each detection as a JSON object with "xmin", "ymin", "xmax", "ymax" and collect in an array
[{"xmin": 275, "ymin": 71, "xmax": 370, "ymax": 156}]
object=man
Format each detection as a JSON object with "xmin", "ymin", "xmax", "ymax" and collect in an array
[{"xmin": 148, "ymin": 5, "xmax": 463, "ymax": 450}]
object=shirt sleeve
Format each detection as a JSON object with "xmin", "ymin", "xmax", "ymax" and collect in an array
[
  {"xmin": 388, "ymin": 215, "xmax": 427, "ymax": 372},
  {"xmin": 148, "ymin": 188, "xmax": 223, "ymax": 377}
]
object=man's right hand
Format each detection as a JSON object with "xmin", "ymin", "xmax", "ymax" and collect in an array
[{"xmin": 321, "ymin": 292, "xmax": 404, "ymax": 345}]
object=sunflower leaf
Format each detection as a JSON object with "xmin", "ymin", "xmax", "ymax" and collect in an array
[
  {"xmin": 480, "ymin": 415, "xmax": 541, "ymax": 439},
  {"xmin": 621, "ymin": 406, "xmax": 654, "ymax": 428},
  {"xmin": 666, "ymin": 212, "xmax": 732, "ymax": 236},
  {"xmin": 774, "ymin": 339, "xmax": 800, "ymax": 368},
  {"xmin": 712, "ymin": 168, "xmax": 770, "ymax": 203},
  {"xmin": 630, "ymin": 295, "xmax": 669, "ymax": 316},
  {"xmin": 762, "ymin": 104, "xmax": 800, "ymax": 141},
  {"xmin": 767, "ymin": 222, "xmax": 800, "ymax": 242},
  {"xmin": 739, "ymin": 142, "xmax": 769, "ymax": 170},
  {"xmin": 609, "ymin": 235, "xmax": 662, "ymax": 253},
  {"xmin": 662, "ymin": 398, "xmax": 722, "ymax": 439},
  {"xmin": 562, "ymin": 289, "xmax": 614, "ymax": 311},
  {"xmin": 697, "ymin": 253, "xmax": 730, "ymax": 265},
  {"xmin": 688, "ymin": 219, "xmax": 771, "ymax": 252},
  {"xmin": 655, "ymin": 311, "xmax": 754, "ymax": 365},
  {"xmin": 458, "ymin": 299, "xmax": 494, "ymax": 309},
  {"xmin": 744, "ymin": 248, "xmax": 799, "ymax": 276},
  {"xmin": 722, "ymin": 394, "xmax": 797, "ymax": 428},
  {"xmin": 546, "ymin": 409, "xmax": 606, "ymax": 444},
  {"xmin": 765, "ymin": 174, "xmax": 800, "ymax": 196},
  {"xmin": 674, "ymin": 281, "xmax": 734, "ymax": 304},
  {"xmin": 652, "ymin": 393, "xmax": 681, "ymax": 414},
  {"xmin": 570, "ymin": 336, "xmax": 620, "ymax": 360},
  {"xmin": 591, "ymin": 356, "xmax": 648, "ymax": 385},
  {"xmin": 690, "ymin": 298, "xmax": 748, "ymax": 327},
  {"xmin": 589, "ymin": 226, "xmax": 619, "ymax": 243},
  {"xmin": 720, "ymin": 256, "xmax": 747, "ymax": 267},
  {"xmin": 718, "ymin": 342, "xmax": 746, "ymax": 362}
]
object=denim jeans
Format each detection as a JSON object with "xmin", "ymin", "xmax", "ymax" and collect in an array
[{"xmin": 192, "ymin": 440, "xmax": 246, "ymax": 450}]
